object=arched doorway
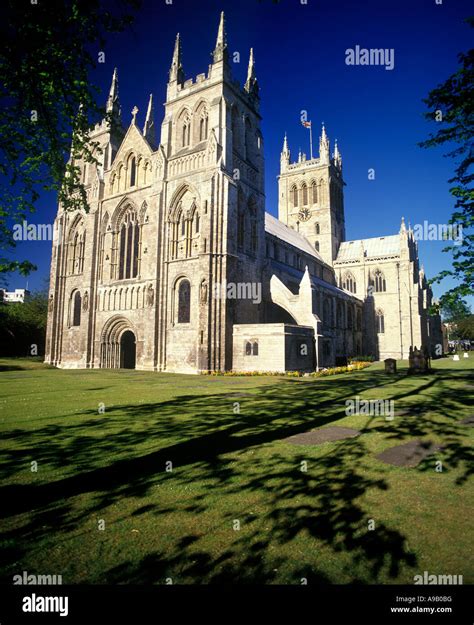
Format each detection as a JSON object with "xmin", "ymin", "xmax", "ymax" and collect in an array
[
  {"xmin": 100, "ymin": 316, "xmax": 137, "ymax": 369},
  {"xmin": 120, "ymin": 330, "xmax": 136, "ymax": 369}
]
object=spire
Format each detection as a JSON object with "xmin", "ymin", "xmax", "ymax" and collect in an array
[
  {"xmin": 280, "ymin": 133, "xmax": 290, "ymax": 171},
  {"xmin": 143, "ymin": 94, "xmax": 156, "ymax": 145},
  {"xmin": 244, "ymin": 47, "xmax": 259, "ymax": 97},
  {"xmin": 400, "ymin": 216, "xmax": 407, "ymax": 234},
  {"xmin": 106, "ymin": 67, "xmax": 121, "ymax": 119},
  {"xmin": 333, "ymin": 138, "xmax": 342, "ymax": 169},
  {"xmin": 169, "ymin": 33, "xmax": 184, "ymax": 84},
  {"xmin": 213, "ymin": 12, "xmax": 228, "ymax": 63},
  {"xmin": 319, "ymin": 122, "xmax": 330, "ymax": 164}
]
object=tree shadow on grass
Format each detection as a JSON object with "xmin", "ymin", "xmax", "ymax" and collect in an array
[{"xmin": 0, "ymin": 365, "xmax": 471, "ymax": 583}]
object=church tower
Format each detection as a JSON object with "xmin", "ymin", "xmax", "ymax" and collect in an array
[
  {"xmin": 157, "ymin": 12, "xmax": 265, "ymax": 372},
  {"xmin": 277, "ymin": 124, "xmax": 345, "ymax": 266}
]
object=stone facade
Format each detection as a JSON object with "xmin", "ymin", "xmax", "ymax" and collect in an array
[{"xmin": 45, "ymin": 13, "xmax": 442, "ymax": 373}]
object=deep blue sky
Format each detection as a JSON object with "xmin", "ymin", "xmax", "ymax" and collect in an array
[{"xmin": 8, "ymin": 0, "xmax": 473, "ymax": 307}]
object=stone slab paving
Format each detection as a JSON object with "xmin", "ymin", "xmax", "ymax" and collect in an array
[
  {"xmin": 227, "ymin": 392, "xmax": 256, "ymax": 397},
  {"xmin": 286, "ymin": 426, "xmax": 360, "ymax": 446},
  {"xmin": 376, "ymin": 439, "xmax": 443, "ymax": 468},
  {"xmin": 396, "ymin": 405, "xmax": 430, "ymax": 417}
]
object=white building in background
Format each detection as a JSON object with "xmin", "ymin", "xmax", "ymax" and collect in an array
[{"xmin": 0, "ymin": 289, "xmax": 30, "ymax": 303}]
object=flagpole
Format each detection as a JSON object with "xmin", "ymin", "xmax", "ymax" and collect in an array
[{"xmin": 309, "ymin": 123, "xmax": 313, "ymax": 160}]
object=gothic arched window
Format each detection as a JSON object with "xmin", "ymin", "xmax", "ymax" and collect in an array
[
  {"xmin": 72, "ymin": 291, "xmax": 81, "ymax": 326},
  {"xmin": 323, "ymin": 299, "xmax": 331, "ymax": 327},
  {"xmin": 232, "ymin": 107, "xmax": 241, "ymax": 153},
  {"xmin": 118, "ymin": 208, "xmax": 141, "ymax": 280},
  {"xmin": 374, "ymin": 270, "xmax": 386, "ymax": 292},
  {"xmin": 67, "ymin": 220, "xmax": 86, "ymax": 275},
  {"xmin": 178, "ymin": 110, "xmax": 191, "ymax": 148},
  {"xmin": 199, "ymin": 113, "xmax": 209, "ymax": 141},
  {"xmin": 343, "ymin": 272, "xmax": 356, "ymax": 294},
  {"xmin": 315, "ymin": 222, "xmax": 320, "ymax": 235},
  {"xmin": 301, "ymin": 183, "xmax": 308, "ymax": 205},
  {"xmin": 177, "ymin": 280, "xmax": 191, "ymax": 323},
  {"xmin": 315, "ymin": 241, "xmax": 320, "ymax": 252},
  {"xmin": 248, "ymin": 197, "xmax": 257, "ymax": 254},
  {"xmin": 291, "ymin": 185, "xmax": 298, "ymax": 207},
  {"xmin": 245, "ymin": 117, "xmax": 253, "ymax": 162},
  {"xmin": 194, "ymin": 212, "xmax": 200, "ymax": 233},
  {"xmin": 376, "ymin": 309, "xmax": 385, "ymax": 333},
  {"xmin": 311, "ymin": 180, "xmax": 318, "ymax": 203},
  {"xmin": 129, "ymin": 156, "xmax": 136, "ymax": 187},
  {"xmin": 337, "ymin": 302, "xmax": 344, "ymax": 327}
]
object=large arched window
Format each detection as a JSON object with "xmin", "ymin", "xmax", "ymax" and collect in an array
[
  {"xmin": 178, "ymin": 110, "xmax": 191, "ymax": 149},
  {"xmin": 232, "ymin": 106, "xmax": 241, "ymax": 153},
  {"xmin": 177, "ymin": 280, "xmax": 191, "ymax": 323},
  {"xmin": 311, "ymin": 180, "xmax": 318, "ymax": 204},
  {"xmin": 248, "ymin": 197, "xmax": 257, "ymax": 254},
  {"xmin": 291, "ymin": 185, "xmax": 298, "ymax": 207},
  {"xmin": 343, "ymin": 272, "xmax": 356, "ymax": 294},
  {"xmin": 67, "ymin": 219, "xmax": 86, "ymax": 275},
  {"xmin": 118, "ymin": 208, "xmax": 141, "ymax": 280},
  {"xmin": 245, "ymin": 117, "xmax": 253, "ymax": 163},
  {"xmin": 337, "ymin": 302, "xmax": 344, "ymax": 327},
  {"xmin": 376, "ymin": 309, "xmax": 385, "ymax": 333},
  {"xmin": 199, "ymin": 116, "xmax": 208, "ymax": 141},
  {"xmin": 301, "ymin": 183, "xmax": 308, "ymax": 205},
  {"xmin": 323, "ymin": 299, "xmax": 331, "ymax": 327},
  {"xmin": 182, "ymin": 120, "xmax": 190, "ymax": 147},
  {"xmin": 72, "ymin": 291, "xmax": 81, "ymax": 326},
  {"xmin": 129, "ymin": 156, "xmax": 136, "ymax": 187},
  {"xmin": 374, "ymin": 270, "xmax": 386, "ymax": 292}
]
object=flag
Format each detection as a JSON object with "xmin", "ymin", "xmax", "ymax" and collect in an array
[{"xmin": 301, "ymin": 120, "xmax": 311, "ymax": 128}]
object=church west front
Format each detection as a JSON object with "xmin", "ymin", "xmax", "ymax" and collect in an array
[{"xmin": 45, "ymin": 13, "xmax": 442, "ymax": 374}]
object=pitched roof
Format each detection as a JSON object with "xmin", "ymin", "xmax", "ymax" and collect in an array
[
  {"xmin": 335, "ymin": 235, "xmax": 400, "ymax": 262},
  {"xmin": 265, "ymin": 212, "xmax": 324, "ymax": 263}
]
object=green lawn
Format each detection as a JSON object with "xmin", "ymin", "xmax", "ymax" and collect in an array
[{"xmin": 0, "ymin": 356, "xmax": 473, "ymax": 584}]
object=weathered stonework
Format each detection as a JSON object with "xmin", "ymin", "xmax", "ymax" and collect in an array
[{"xmin": 45, "ymin": 13, "xmax": 442, "ymax": 373}]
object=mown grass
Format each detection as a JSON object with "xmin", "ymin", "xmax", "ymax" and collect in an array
[{"xmin": 0, "ymin": 356, "xmax": 472, "ymax": 584}]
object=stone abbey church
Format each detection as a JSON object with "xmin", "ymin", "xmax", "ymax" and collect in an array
[{"xmin": 45, "ymin": 13, "xmax": 442, "ymax": 373}]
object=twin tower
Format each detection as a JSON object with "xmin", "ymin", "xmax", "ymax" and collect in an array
[{"xmin": 46, "ymin": 11, "xmax": 347, "ymax": 373}]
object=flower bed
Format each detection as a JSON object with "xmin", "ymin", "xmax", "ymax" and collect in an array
[{"xmin": 202, "ymin": 362, "xmax": 373, "ymax": 377}]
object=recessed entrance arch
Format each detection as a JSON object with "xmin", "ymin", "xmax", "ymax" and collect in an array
[
  {"xmin": 100, "ymin": 316, "xmax": 137, "ymax": 369},
  {"xmin": 120, "ymin": 330, "xmax": 136, "ymax": 369}
]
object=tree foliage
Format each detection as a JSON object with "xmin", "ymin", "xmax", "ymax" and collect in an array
[
  {"xmin": 419, "ymin": 17, "xmax": 474, "ymax": 307},
  {"xmin": 0, "ymin": 289, "xmax": 49, "ymax": 356},
  {"xmin": 0, "ymin": 0, "xmax": 139, "ymax": 276},
  {"xmin": 440, "ymin": 297, "xmax": 471, "ymax": 322},
  {"xmin": 452, "ymin": 315, "xmax": 474, "ymax": 340}
]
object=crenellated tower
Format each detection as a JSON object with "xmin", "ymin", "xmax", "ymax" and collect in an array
[
  {"xmin": 157, "ymin": 12, "xmax": 265, "ymax": 372},
  {"xmin": 278, "ymin": 123, "xmax": 345, "ymax": 266}
]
